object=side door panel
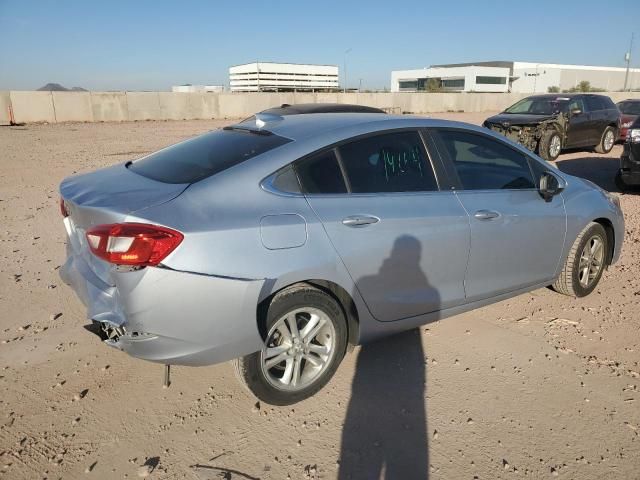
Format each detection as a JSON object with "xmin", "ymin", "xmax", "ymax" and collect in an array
[
  {"xmin": 306, "ymin": 193, "xmax": 470, "ymax": 321},
  {"xmin": 298, "ymin": 130, "xmax": 470, "ymax": 322},
  {"xmin": 566, "ymin": 97, "xmax": 591, "ymax": 147},
  {"xmin": 428, "ymin": 128, "xmax": 567, "ymax": 301},
  {"xmin": 454, "ymin": 190, "xmax": 566, "ymax": 300}
]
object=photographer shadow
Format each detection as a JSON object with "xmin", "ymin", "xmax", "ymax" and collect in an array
[{"xmin": 338, "ymin": 235, "xmax": 433, "ymax": 480}]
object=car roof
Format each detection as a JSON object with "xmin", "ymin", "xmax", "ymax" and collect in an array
[
  {"xmin": 232, "ymin": 112, "xmax": 483, "ymax": 142},
  {"xmin": 259, "ymin": 103, "xmax": 387, "ymax": 115},
  {"xmin": 526, "ymin": 93, "xmax": 608, "ymax": 99},
  {"xmin": 617, "ymin": 98, "xmax": 640, "ymax": 103}
]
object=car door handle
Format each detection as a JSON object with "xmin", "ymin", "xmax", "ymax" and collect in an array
[
  {"xmin": 474, "ymin": 210, "xmax": 501, "ymax": 220},
  {"xmin": 342, "ymin": 215, "xmax": 380, "ymax": 227}
]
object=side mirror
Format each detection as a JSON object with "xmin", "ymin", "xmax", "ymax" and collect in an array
[
  {"xmin": 570, "ymin": 108, "xmax": 582, "ymax": 116},
  {"xmin": 539, "ymin": 172, "xmax": 565, "ymax": 202}
]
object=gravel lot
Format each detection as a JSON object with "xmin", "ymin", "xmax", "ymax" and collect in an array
[{"xmin": 1, "ymin": 114, "xmax": 639, "ymax": 479}]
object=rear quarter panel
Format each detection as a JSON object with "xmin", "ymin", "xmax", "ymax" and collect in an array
[{"xmin": 125, "ymin": 148, "xmax": 376, "ymax": 344}]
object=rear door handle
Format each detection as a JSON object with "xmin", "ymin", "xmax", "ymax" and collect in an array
[
  {"xmin": 342, "ymin": 215, "xmax": 380, "ymax": 227},
  {"xmin": 474, "ymin": 210, "xmax": 501, "ymax": 220}
]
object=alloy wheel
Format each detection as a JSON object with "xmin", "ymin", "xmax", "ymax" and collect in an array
[
  {"xmin": 260, "ymin": 307, "xmax": 336, "ymax": 391},
  {"xmin": 578, "ymin": 234, "xmax": 605, "ymax": 288},
  {"xmin": 549, "ymin": 135, "xmax": 561, "ymax": 158},
  {"xmin": 604, "ymin": 130, "xmax": 615, "ymax": 151}
]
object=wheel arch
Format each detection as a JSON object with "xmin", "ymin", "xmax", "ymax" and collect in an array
[
  {"xmin": 549, "ymin": 124, "xmax": 567, "ymax": 147},
  {"xmin": 256, "ymin": 279, "xmax": 361, "ymax": 347},
  {"xmin": 593, "ymin": 217, "xmax": 615, "ymax": 266}
]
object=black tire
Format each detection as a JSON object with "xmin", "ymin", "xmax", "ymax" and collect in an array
[
  {"xmin": 538, "ymin": 129, "xmax": 562, "ymax": 161},
  {"xmin": 233, "ymin": 283, "xmax": 348, "ymax": 405},
  {"xmin": 615, "ymin": 171, "xmax": 627, "ymax": 192},
  {"xmin": 595, "ymin": 126, "xmax": 616, "ymax": 154},
  {"xmin": 552, "ymin": 222, "xmax": 608, "ymax": 297}
]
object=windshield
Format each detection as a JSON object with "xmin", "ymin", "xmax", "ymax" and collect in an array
[
  {"xmin": 618, "ymin": 101, "xmax": 640, "ymax": 116},
  {"xmin": 504, "ymin": 97, "xmax": 570, "ymax": 115}
]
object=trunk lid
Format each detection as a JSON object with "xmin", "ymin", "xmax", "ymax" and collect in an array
[
  {"xmin": 60, "ymin": 164, "xmax": 189, "ymax": 285},
  {"xmin": 61, "ymin": 163, "xmax": 188, "ymax": 213}
]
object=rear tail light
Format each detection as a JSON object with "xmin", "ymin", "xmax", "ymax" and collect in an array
[
  {"xmin": 60, "ymin": 198, "xmax": 69, "ymax": 217},
  {"xmin": 86, "ymin": 223, "xmax": 183, "ymax": 266}
]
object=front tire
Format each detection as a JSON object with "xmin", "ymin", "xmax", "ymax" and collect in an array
[
  {"xmin": 538, "ymin": 130, "xmax": 562, "ymax": 161},
  {"xmin": 595, "ymin": 126, "xmax": 616, "ymax": 154},
  {"xmin": 233, "ymin": 284, "xmax": 348, "ymax": 405},
  {"xmin": 552, "ymin": 222, "xmax": 608, "ymax": 297}
]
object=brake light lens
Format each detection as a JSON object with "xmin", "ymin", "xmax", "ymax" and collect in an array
[
  {"xmin": 60, "ymin": 198, "xmax": 69, "ymax": 217},
  {"xmin": 85, "ymin": 223, "xmax": 183, "ymax": 266}
]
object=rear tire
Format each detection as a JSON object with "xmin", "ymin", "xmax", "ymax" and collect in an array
[
  {"xmin": 552, "ymin": 222, "xmax": 608, "ymax": 297},
  {"xmin": 233, "ymin": 283, "xmax": 348, "ymax": 406},
  {"xmin": 595, "ymin": 126, "xmax": 616, "ymax": 154},
  {"xmin": 538, "ymin": 130, "xmax": 562, "ymax": 161},
  {"xmin": 615, "ymin": 171, "xmax": 627, "ymax": 192}
]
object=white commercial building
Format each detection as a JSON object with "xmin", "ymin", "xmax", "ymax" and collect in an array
[
  {"xmin": 391, "ymin": 61, "xmax": 640, "ymax": 93},
  {"xmin": 392, "ymin": 65, "xmax": 510, "ymax": 93},
  {"xmin": 229, "ymin": 62, "xmax": 339, "ymax": 92},
  {"xmin": 171, "ymin": 85, "xmax": 224, "ymax": 93}
]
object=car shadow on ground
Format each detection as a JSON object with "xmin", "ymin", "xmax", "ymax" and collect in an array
[
  {"xmin": 339, "ymin": 235, "xmax": 432, "ymax": 480},
  {"xmin": 555, "ymin": 155, "xmax": 620, "ymax": 192}
]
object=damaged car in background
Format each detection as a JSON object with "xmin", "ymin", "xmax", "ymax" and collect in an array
[{"xmin": 484, "ymin": 94, "xmax": 620, "ymax": 161}]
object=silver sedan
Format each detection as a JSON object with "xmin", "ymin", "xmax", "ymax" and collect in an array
[{"xmin": 60, "ymin": 104, "xmax": 624, "ymax": 405}]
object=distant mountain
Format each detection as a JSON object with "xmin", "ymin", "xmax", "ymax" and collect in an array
[{"xmin": 37, "ymin": 83, "xmax": 88, "ymax": 92}]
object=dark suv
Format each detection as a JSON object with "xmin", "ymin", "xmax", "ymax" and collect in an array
[
  {"xmin": 484, "ymin": 94, "xmax": 620, "ymax": 161},
  {"xmin": 617, "ymin": 115, "xmax": 640, "ymax": 189}
]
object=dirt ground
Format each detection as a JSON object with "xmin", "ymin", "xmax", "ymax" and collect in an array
[{"xmin": 1, "ymin": 113, "xmax": 639, "ymax": 480}]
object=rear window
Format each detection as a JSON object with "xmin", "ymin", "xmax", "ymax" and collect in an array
[
  {"xmin": 619, "ymin": 101, "xmax": 640, "ymax": 116},
  {"xmin": 128, "ymin": 128, "xmax": 292, "ymax": 184},
  {"xmin": 585, "ymin": 96, "xmax": 605, "ymax": 111}
]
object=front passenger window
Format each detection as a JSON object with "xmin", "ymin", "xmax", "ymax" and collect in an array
[
  {"xmin": 568, "ymin": 98, "xmax": 586, "ymax": 113},
  {"xmin": 433, "ymin": 130, "xmax": 535, "ymax": 190}
]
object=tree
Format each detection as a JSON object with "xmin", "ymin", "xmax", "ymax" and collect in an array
[
  {"xmin": 564, "ymin": 81, "xmax": 601, "ymax": 93},
  {"xmin": 578, "ymin": 81, "xmax": 591, "ymax": 92},
  {"xmin": 547, "ymin": 86, "xmax": 560, "ymax": 93},
  {"xmin": 426, "ymin": 78, "xmax": 441, "ymax": 92}
]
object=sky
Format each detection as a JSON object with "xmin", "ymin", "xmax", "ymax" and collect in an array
[{"xmin": 0, "ymin": 0, "xmax": 638, "ymax": 91}]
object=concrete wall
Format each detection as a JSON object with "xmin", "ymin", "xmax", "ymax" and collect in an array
[
  {"xmin": 51, "ymin": 92, "xmax": 93, "ymax": 122},
  {"xmin": 4, "ymin": 90, "xmax": 640, "ymax": 124},
  {"xmin": 0, "ymin": 91, "xmax": 11, "ymax": 125},
  {"xmin": 10, "ymin": 91, "xmax": 56, "ymax": 123},
  {"xmin": 125, "ymin": 92, "xmax": 161, "ymax": 121},
  {"xmin": 90, "ymin": 92, "xmax": 128, "ymax": 122}
]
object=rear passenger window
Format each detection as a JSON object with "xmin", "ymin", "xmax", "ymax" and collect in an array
[
  {"xmin": 585, "ymin": 96, "xmax": 605, "ymax": 111},
  {"xmin": 337, "ymin": 131, "xmax": 438, "ymax": 193},
  {"xmin": 271, "ymin": 165, "xmax": 301, "ymax": 193},
  {"xmin": 601, "ymin": 96, "xmax": 616, "ymax": 109},
  {"xmin": 296, "ymin": 150, "xmax": 347, "ymax": 194},
  {"xmin": 433, "ymin": 130, "xmax": 535, "ymax": 190}
]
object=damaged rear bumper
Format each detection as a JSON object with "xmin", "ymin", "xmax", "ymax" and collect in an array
[{"xmin": 60, "ymin": 253, "xmax": 265, "ymax": 366}]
